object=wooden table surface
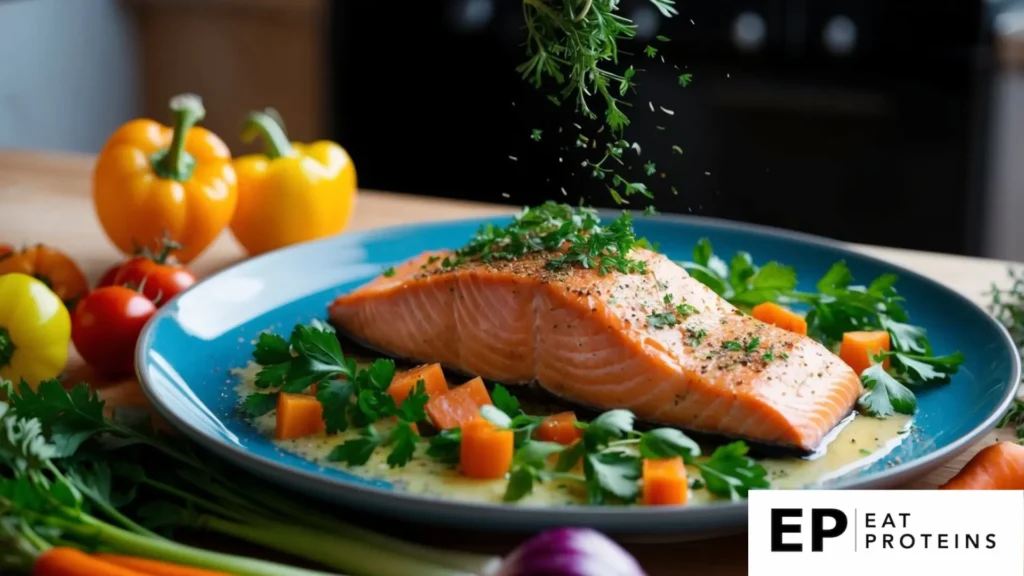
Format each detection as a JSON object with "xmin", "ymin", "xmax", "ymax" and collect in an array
[{"xmin": 0, "ymin": 149, "xmax": 1018, "ymax": 575}]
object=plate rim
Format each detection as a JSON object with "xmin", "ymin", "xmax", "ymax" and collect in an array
[{"xmin": 135, "ymin": 209, "xmax": 1021, "ymax": 526}]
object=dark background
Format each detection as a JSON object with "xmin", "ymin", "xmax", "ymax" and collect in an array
[{"xmin": 328, "ymin": 0, "xmax": 995, "ymax": 256}]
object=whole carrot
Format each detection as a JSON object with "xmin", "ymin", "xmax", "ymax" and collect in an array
[
  {"xmin": 940, "ymin": 441, "xmax": 1024, "ymax": 490},
  {"xmin": 32, "ymin": 547, "xmax": 150, "ymax": 576},
  {"xmin": 95, "ymin": 553, "xmax": 234, "ymax": 576}
]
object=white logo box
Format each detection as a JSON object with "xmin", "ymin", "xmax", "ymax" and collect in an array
[{"xmin": 748, "ymin": 490, "xmax": 1024, "ymax": 575}]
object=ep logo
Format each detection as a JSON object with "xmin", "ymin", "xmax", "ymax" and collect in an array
[{"xmin": 770, "ymin": 508, "xmax": 848, "ymax": 552}]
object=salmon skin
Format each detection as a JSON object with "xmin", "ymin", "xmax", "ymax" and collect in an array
[{"xmin": 328, "ymin": 248, "xmax": 863, "ymax": 452}]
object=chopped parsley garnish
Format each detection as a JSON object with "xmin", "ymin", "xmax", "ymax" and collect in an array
[
  {"xmin": 679, "ymin": 73, "xmax": 693, "ymax": 87},
  {"xmin": 687, "ymin": 327, "xmax": 707, "ymax": 347},
  {"xmin": 676, "ymin": 303, "xmax": 698, "ymax": 316},
  {"xmin": 644, "ymin": 162, "xmax": 657, "ymax": 176},
  {"xmin": 647, "ymin": 312, "xmax": 678, "ymax": 329},
  {"xmin": 744, "ymin": 337, "xmax": 760, "ymax": 353},
  {"xmin": 858, "ymin": 361, "xmax": 917, "ymax": 418},
  {"xmin": 448, "ymin": 202, "xmax": 647, "ymax": 276},
  {"xmin": 530, "ymin": 128, "xmax": 543, "ymax": 142},
  {"xmin": 382, "ymin": 266, "xmax": 396, "ymax": 277},
  {"xmin": 722, "ymin": 341, "xmax": 742, "ymax": 351}
]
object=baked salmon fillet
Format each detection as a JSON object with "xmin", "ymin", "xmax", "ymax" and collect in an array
[{"xmin": 328, "ymin": 247, "xmax": 862, "ymax": 451}]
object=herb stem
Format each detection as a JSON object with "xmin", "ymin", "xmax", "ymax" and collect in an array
[
  {"xmin": 142, "ymin": 477, "xmax": 249, "ymax": 522},
  {"xmin": 198, "ymin": 514, "xmax": 478, "ymax": 576},
  {"xmin": 574, "ymin": 0, "xmax": 593, "ymax": 21}
]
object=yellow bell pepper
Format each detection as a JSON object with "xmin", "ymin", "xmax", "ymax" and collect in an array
[
  {"xmin": 229, "ymin": 109, "xmax": 357, "ymax": 256},
  {"xmin": 93, "ymin": 93, "xmax": 238, "ymax": 264},
  {"xmin": 0, "ymin": 273, "xmax": 71, "ymax": 388}
]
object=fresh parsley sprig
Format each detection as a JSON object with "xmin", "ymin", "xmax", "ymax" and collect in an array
[
  {"xmin": 249, "ymin": 321, "xmax": 429, "ymax": 466},
  {"xmin": 679, "ymin": 238, "xmax": 798, "ymax": 306}
]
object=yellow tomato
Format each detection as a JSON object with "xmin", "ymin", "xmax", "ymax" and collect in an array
[{"xmin": 0, "ymin": 273, "xmax": 71, "ymax": 388}]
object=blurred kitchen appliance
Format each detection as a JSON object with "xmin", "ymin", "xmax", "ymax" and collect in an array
[{"xmin": 328, "ymin": 1, "xmax": 994, "ymax": 255}]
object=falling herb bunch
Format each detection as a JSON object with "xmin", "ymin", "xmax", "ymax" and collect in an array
[{"xmin": 519, "ymin": 0, "xmax": 679, "ymax": 133}]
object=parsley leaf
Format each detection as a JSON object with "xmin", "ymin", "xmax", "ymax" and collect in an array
[
  {"xmin": 328, "ymin": 427, "xmax": 382, "ymax": 466},
  {"xmin": 639, "ymin": 428, "xmax": 700, "ymax": 460},
  {"xmin": 316, "ymin": 378, "xmax": 354, "ymax": 433},
  {"xmin": 241, "ymin": 393, "xmax": 277, "ymax": 419},
  {"xmin": 426, "ymin": 428, "xmax": 461, "ymax": 464},
  {"xmin": 252, "ymin": 332, "xmax": 291, "ymax": 365},
  {"xmin": 679, "ymin": 238, "xmax": 796, "ymax": 305},
  {"xmin": 696, "ymin": 442, "xmax": 769, "ymax": 500},
  {"xmin": 889, "ymin": 351, "xmax": 964, "ymax": 384},
  {"xmin": 722, "ymin": 341, "xmax": 742, "ymax": 351},
  {"xmin": 582, "ymin": 409, "xmax": 634, "ymax": 449},
  {"xmin": 386, "ymin": 423, "xmax": 420, "ymax": 467},
  {"xmin": 585, "ymin": 451, "xmax": 641, "ymax": 504},
  {"xmin": 858, "ymin": 363, "xmax": 918, "ymax": 418},
  {"xmin": 382, "ymin": 267, "xmax": 396, "ymax": 277},
  {"xmin": 647, "ymin": 312, "xmax": 678, "ymax": 329},
  {"xmin": 492, "ymin": 384, "xmax": 521, "ymax": 418}
]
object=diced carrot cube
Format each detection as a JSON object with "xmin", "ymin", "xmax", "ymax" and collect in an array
[
  {"xmin": 425, "ymin": 377, "xmax": 493, "ymax": 430},
  {"xmin": 642, "ymin": 457, "xmax": 688, "ymax": 506},
  {"xmin": 458, "ymin": 377, "xmax": 492, "ymax": 407},
  {"xmin": 276, "ymin": 393, "xmax": 325, "ymax": 440},
  {"xmin": 535, "ymin": 412, "xmax": 583, "ymax": 445},
  {"xmin": 387, "ymin": 363, "xmax": 448, "ymax": 406},
  {"xmin": 839, "ymin": 330, "xmax": 891, "ymax": 376},
  {"xmin": 752, "ymin": 302, "xmax": 807, "ymax": 336},
  {"xmin": 460, "ymin": 419, "xmax": 513, "ymax": 479}
]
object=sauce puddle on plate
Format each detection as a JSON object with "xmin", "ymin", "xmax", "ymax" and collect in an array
[{"xmin": 233, "ymin": 362, "xmax": 912, "ymax": 505}]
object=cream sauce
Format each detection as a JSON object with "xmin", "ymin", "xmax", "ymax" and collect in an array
[{"xmin": 233, "ymin": 362, "xmax": 912, "ymax": 506}]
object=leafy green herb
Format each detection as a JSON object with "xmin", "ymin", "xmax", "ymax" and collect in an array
[
  {"xmin": 644, "ymin": 161, "xmax": 657, "ymax": 176},
  {"xmin": 0, "ymin": 380, "xmax": 495, "ymax": 576},
  {"xmin": 530, "ymin": 128, "xmax": 543, "ymax": 142},
  {"xmin": 744, "ymin": 337, "xmax": 760, "ymax": 353},
  {"xmin": 644, "ymin": 45, "xmax": 658, "ymax": 58},
  {"xmin": 426, "ymin": 428, "xmax": 462, "ymax": 464},
  {"xmin": 697, "ymin": 442, "xmax": 769, "ymax": 499},
  {"xmin": 451, "ymin": 202, "xmax": 647, "ymax": 276},
  {"xmin": 858, "ymin": 362, "xmax": 918, "ymax": 418},
  {"xmin": 687, "ymin": 327, "xmax": 707, "ymax": 347},
  {"xmin": 241, "ymin": 392, "xmax": 277, "ymax": 419},
  {"xmin": 679, "ymin": 238, "xmax": 797, "ymax": 306},
  {"xmin": 647, "ymin": 312, "xmax": 678, "ymax": 329},
  {"xmin": 252, "ymin": 322, "xmax": 429, "ymax": 464},
  {"xmin": 382, "ymin": 267, "xmax": 396, "ymax": 277},
  {"xmin": 722, "ymin": 340, "xmax": 742, "ymax": 351},
  {"xmin": 678, "ymin": 73, "xmax": 693, "ymax": 87},
  {"xmin": 490, "ymin": 385, "xmax": 520, "ymax": 419},
  {"xmin": 675, "ymin": 303, "xmax": 698, "ymax": 316},
  {"xmin": 518, "ymin": 0, "xmax": 678, "ymax": 134}
]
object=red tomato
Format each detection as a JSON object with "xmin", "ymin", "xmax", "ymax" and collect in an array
[
  {"xmin": 72, "ymin": 286, "xmax": 156, "ymax": 375},
  {"xmin": 96, "ymin": 262, "xmax": 122, "ymax": 288},
  {"xmin": 112, "ymin": 257, "xmax": 196, "ymax": 306}
]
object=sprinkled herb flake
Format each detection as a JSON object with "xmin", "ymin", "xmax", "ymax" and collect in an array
[
  {"xmin": 530, "ymin": 129, "xmax": 543, "ymax": 142},
  {"xmin": 722, "ymin": 341, "xmax": 743, "ymax": 352},
  {"xmin": 679, "ymin": 73, "xmax": 693, "ymax": 87},
  {"xmin": 382, "ymin": 267, "xmax": 396, "ymax": 277},
  {"xmin": 744, "ymin": 337, "xmax": 761, "ymax": 353},
  {"xmin": 647, "ymin": 312, "xmax": 679, "ymax": 329},
  {"xmin": 675, "ymin": 303, "xmax": 699, "ymax": 316}
]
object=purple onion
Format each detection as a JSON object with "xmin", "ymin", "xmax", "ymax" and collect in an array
[{"xmin": 494, "ymin": 527, "xmax": 648, "ymax": 576}]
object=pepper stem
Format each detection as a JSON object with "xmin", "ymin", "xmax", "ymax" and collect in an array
[
  {"xmin": 241, "ymin": 108, "xmax": 294, "ymax": 160},
  {"xmin": 152, "ymin": 94, "xmax": 206, "ymax": 181},
  {"xmin": 0, "ymin": 327, "xmax": 14, "ymax": 368}
]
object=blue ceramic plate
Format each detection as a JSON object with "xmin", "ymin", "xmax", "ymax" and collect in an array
[{"xmin": 136, "ymin": 213, "xmax": 1019, "ymax": 536}]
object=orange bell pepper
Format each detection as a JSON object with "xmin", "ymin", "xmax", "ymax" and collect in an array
[
  {"xmin": 92, "ymin": 94, "xmax": 238, "ymax": 264},
  {"xmin": 230, "ymin": 109, "xmax": 357, "ymax": 256},
  {"xmin": 0, "ymin": 244, "xmax": 88, "ymax": 306}
]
